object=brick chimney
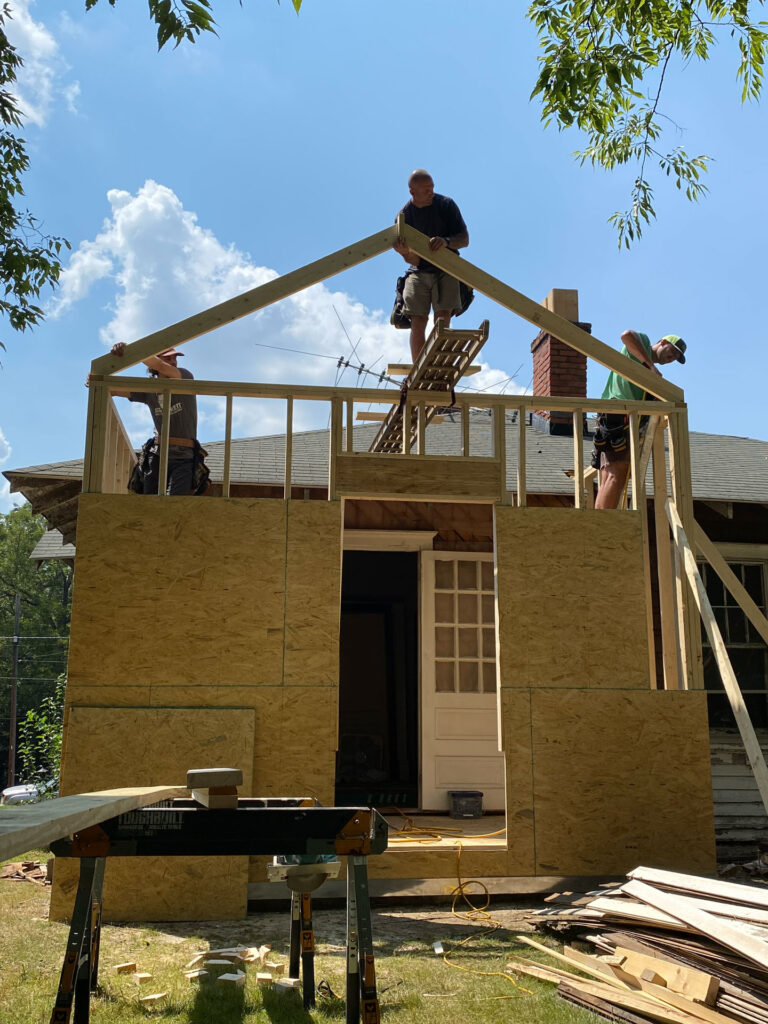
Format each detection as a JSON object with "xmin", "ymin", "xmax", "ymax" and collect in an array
[{"xmin": 530, "ymin": 289, "xmax": 591, "ymax": 436}]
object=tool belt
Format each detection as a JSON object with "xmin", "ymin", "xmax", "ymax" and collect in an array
[{"xmin": 159, "ymin": 435, "xmax": 195, "ymax": 448}]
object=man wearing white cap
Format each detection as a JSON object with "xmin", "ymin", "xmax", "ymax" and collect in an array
[{"xmin": 592, "ymin": 330, "xmax": 687, "ymax": 509}]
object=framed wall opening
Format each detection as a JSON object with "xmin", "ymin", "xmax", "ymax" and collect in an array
[{"xmin": 336, "ymin": 550, "xmax": 419, "ymax": 808}]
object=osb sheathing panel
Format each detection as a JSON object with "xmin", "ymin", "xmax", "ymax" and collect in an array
[
  {"xmin": 494, "ymin": 507, "xmax": 648, "ymax": 688},
  {"xmin": 52, "ymin": 856, "xmax": 248, "ymax": 922},
  {"xmin": 67, "ymin": 495, "xmax": 286, "ymax": 687},
  {"xmin": 499, "ymin": 689, "xmax": 535, "ymax": 875},
  {"xmin": 530, "ymin": 689, "xmax": 716, "ymax": 876},
  {"xmin": 284, "ymin": 501, "xmax": 342, "ymax": 686},
  {"xmin": 52, "ymin": 706, "xmax": 254, "ymax": 921},
  {"xmin": 335, "ymin": 454, "xmax": 502, "ymax": 501}
]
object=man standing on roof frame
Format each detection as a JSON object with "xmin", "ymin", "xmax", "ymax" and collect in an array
[
  {"xmin": 393, "ymin": 169, "xmax": 469, "ymax": 362},
  {"xmin": 592, "ymin": 330, "xmax": 687, "ymax": 510},
  {"xmin": 91, "ymin": 342, "xmax": 201, "ymax": 496}
]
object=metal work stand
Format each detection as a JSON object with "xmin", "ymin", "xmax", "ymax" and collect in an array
[
  {"xmin": 50, "ymin": 800, "xmax": 387, "ymax": 1023},
  {"xmin": 50, "ymin": 856, "xmax": 105, "ymax": 1024},
  {"xmin": 347, "ymin": 855, "xmax": 381, "ymax": 1024}
]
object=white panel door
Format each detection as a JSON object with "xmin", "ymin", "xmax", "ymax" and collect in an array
[{"xmin": 420, "ymin": 552, "xmax": 505, "ymax": 812}]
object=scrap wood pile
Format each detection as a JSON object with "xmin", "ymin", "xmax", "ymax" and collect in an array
[{"xmin": 509, "ymin": 866, "xmax": 768, "ymax": 1024}]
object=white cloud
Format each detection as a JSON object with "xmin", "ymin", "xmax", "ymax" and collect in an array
[
  {"xmin": 0, "ymin": 426, "xmax": 11, "ymax": 465},
  {"xmin": 4, "ymin": 0, "xmax": 76, "ymax": 127},
  {"xmin": 52, "ymin": 180, "xmax": 522, "ymax": 439},
  {"xmin": 0, "ymin": 428, "xmax": 17, "ymax": 514}
]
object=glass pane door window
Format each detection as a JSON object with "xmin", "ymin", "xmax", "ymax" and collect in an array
[{"xmin": 433, "ymin": 556, "xmax": 497, "ymax": 695}]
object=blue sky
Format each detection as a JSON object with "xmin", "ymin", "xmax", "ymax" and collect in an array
[{"xmin": 1, "ymin": 0, "xmax": 766, "ymax": 509}]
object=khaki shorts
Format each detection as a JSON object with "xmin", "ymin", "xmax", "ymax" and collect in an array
[{"xmin": 403, "ymin": 271, "xmax": 461, "ymax": 318}]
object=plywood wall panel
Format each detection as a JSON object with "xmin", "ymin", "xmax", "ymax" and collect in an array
[
  {"xmin": 51, "ymin": 856, "xmax": 248, "ymax": 922},
  {"xmin": 53, "ymin": 706, "xmax": 254, "ymax": 921},
  {"xmin": 499, "ymin": 689, "xmax": 536, "ymax": 875},
  {"xmin": 530, "ymin": 689, "xmax": 716, "ymax": 875},
  {"xmin": 59, "ymin": 707, "xmax": 254, "ymax": 794},
  {"xmin": 283, "ymin": 501, "xmax": 342, "ymax": 686},
  {"xmin": 68, "ymin": 495, "xmax": 287, "ymax": 687},
  {"xmin": 494, "ymin": 507, "xmax": 648, "ymax": 689}
]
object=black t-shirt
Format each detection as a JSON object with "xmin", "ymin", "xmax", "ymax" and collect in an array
[
  {"xmin": 129, "ymin": 365, "xmax": 197, "ymax": 459},
  {"xmin": 398, "ymin": 194, "xmax": 467, "ymax": 273}
]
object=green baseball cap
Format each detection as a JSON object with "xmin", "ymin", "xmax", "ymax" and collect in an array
[{"xmin": 662, "ymin": 335, "xmax": 686, "ymax": 364}]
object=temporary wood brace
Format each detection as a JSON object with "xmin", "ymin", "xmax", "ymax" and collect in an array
[
  {"xmin": 369, "ymin": 319, "xmax": 490, "ymax": 454},
  {"xmin": 666, "ymin": 500, "xmax": 768, "ymax": 816}
]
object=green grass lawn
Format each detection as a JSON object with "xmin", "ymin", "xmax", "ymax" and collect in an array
[{"xmin": 0, "ymin": 853, "xmax": 599, "ymax": 1024}]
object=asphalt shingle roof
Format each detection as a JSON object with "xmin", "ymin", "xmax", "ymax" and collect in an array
[{"xmin": 6, "ymin": 413, "xmax": 768, "ymax": 502}]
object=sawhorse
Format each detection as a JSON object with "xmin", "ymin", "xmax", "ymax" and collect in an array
[{"xmin": 49, "ymin": 800, "xmax": 386, "ymax": 1024}]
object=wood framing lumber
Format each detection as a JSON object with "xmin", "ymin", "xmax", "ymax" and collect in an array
[
  {"xmin": 0, "ymin": 785, "xmax": 186, "ymax": 862},
  {"xmin": 386, "ymin": 363, "xmax": 481, "ymax": 376},
  {"xmin": 667, "ymin": 499, "xmax": 768, "ymax": 817},
  {"xmin": 190, "ymin": 788, "xmax": 238, "ymax": 809},
  {"xmin": 508, "ymin": 962, "xmax": 694, "ymax": 1024},
  {"xmin": 90, "ymin": 225, "xmax": 397, "ymax": 374},
  {"xmin": 622, "ymin": 879, "xmax": 768, "ymax": 972},
  {"xmin": 612, "ymin": 946, "xmax": 720, "ymax": 1004},
  {"xmin": 633, "ymin": 976, "xmax": 741, "ymax": 1024},
  {"xmin": 516, "ymin": 935, "xmax": 618, "ymax": 984},
  {"xmin": 694, "ymin": 524, "xmax": 768, "ymax": 648},
  {"xmin": 627, "ymin": 867, "xmax": 768, "ymax": 911},
  {"xmin": 356, "ymin": 412, "xmax": 388, "ymax": 421},
  {"xmin": 652, "ymin": 423, "xmax": 682, "ymax": 690},
  {"xmin": 398, "ymin": 222, "xmax": 683, "ymax": 403},
  {"xmin": 558, "ymin": 983, "xmax": 663, "ymax": 1024},
  {"xmin": 618, "ymin": 890, "xmax": 768, "ymax": 927},
  {"xmin": 586, "ymin": 897, "xmax": 694, "ymax": 931}
]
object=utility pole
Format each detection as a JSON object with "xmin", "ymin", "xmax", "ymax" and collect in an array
[{"xmin": 7, "ymin": 592, "xmax": 20, "ymax": 789}]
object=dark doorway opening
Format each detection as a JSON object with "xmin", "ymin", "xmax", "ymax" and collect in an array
[{"xmin": 336, "ymin": 550, "xmax": 419, "ymax": 808}]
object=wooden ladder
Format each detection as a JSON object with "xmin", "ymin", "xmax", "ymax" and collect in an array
[{"xmin": 369, "ymin": 319, "xmax": 490, "ymax": 454}]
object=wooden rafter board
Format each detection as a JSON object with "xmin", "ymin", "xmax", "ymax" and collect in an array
[
  {"xmin": 369, "ymin": 319, "xmax": 489, "ymax": 454},
  {"xmin": 0, "ymin": 786, "xmax": 186, "ymax": 862}
]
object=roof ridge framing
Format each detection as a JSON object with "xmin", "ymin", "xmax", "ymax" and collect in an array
[
  {"xmin": 90, "ymin": 226, "xmax": 398, "ymax": 375},
  {"xmin": 89, "ymin": 219, "xmax": 684, "ymax": 406},
  {"xmin": 398, "ymin": 221, "xmax": 682, "ymax": 404}
]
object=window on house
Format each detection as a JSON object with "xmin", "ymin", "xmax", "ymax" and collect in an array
[
  {"xmin": 700, "ymin": 559, "xmax": 768, "ymax": 728},
  {"xmin": 433, "ymin": 557, "xmax": 497, "ymax": 694}
]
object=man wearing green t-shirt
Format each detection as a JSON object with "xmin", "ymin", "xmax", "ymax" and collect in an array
[{"xmin": 592, "ymin": 330, "xmax": 687, "ymax": 509}]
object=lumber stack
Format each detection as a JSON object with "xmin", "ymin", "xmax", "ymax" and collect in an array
[{"xmin": 511, "ymin": 866, "xmax": 768, "ymax": 1024}]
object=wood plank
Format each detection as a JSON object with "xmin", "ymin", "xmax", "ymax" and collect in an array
[
  {"xmin": 628, "ymin": 867, "xmax": 768, "ymax": 911},
  {"xmin": 634, "ymin": 976, "xmax": 737, "ymax": 1024},
  {"xmin": 667, "ymin": 500, "xmax": 768, "ymax": 818},
  {"xmin": 399, "ymin": 222, "xmax": 683, "ymax": 403},
  {"xmin": 695, "ymin": 524, "xmax": 768, "ymax": 649},
  {"xmin": 623, "ymin": 879, "xmax": 768, "ymax": 971},
  {"xmin": 653, "ymin": 422, "xmax": 682, "ymax": 690},
  {"xmin": 530, "ymin": 972, "xmax": 701, "ymax": 1024},
  {"xmin": 613, "ymin": 946, "xmax": 719, "ymax": 1004},
  {"xmin": 587, "ymin": 897, "xmax": 694, "ymax": 931},
  {"xmin": 356, "ymin": 412, "xmax": 388, "ymax": 421},
  {"xmin": 386, "ymin": 363, "xmax": 481, "ymax": 376},
  {"xmin": 0, "ymin": 786, "xmax": 186, "ymax": 862},
  {"xmin": 91, "ymin": 226, "xmax": 397, "ymax": 374},
  {"xmin": 516, "ymin": 934, "xmax": 619, "ymax": 984}
]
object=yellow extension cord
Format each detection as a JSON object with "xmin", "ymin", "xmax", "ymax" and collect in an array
[{"xmin": 383, "ymin": 813, "xmax": 533, "ymax": 1000}]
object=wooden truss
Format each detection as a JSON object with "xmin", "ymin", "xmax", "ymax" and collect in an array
[{"xmin": 88, "ymin": 219, "xmax": 683, "ymax": 407}]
